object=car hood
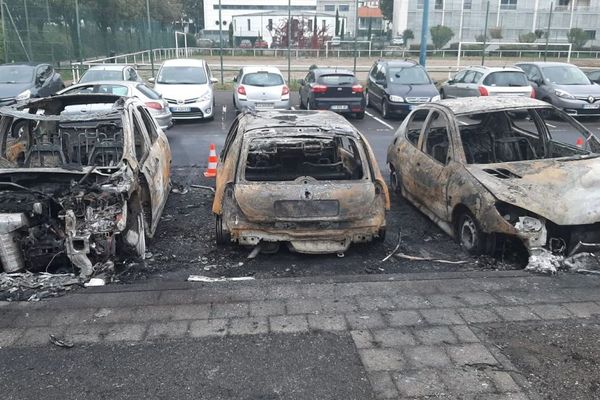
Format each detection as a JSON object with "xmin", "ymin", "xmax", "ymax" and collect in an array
[
  {"xmin": 386, "ymin": 83, "xmax": 439, "ymax": 98},
  {"xmin": 553, "ymin": 83, "xmax": 600, "ymax": 96},
  {"xmin": 153, "ymin": 83, "xmax": 210, "ymax": 100},
  {"xmin": 0, "ymin": 82, "xmax": 33, "ymax": 99},
  {"xmin": 466, "ymin": 158, "xmax": 600, "ymax": 225}
]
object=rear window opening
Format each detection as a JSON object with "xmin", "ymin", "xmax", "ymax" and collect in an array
[
  {"xmin": 244, "ymin": 136, "xmax": 365, "ymax": 181},
  {"xmin": 318, "ymin": 74, "xmax": 358, "ymax": 85},
  {"xmin": 242, "ymin": 72, "xmax": 284, "ymax": 87},
  {"xmin": 483, "ymin": 71, "xmax": 529, "ymax": 87}
]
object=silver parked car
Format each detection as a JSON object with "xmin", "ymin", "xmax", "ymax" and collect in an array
[
  {"xmin": 233, "ymin": 66, "xmax": 290, "ymax": 112},
  {"xmin": 440, "ymin": 66, "xmax": 534, "ymax": 99},
  {"xmin": 78, "ymin": 65, "xmax": 143, "ymax": 84},
  {"xmin": 516, "ymin": 61, "xmax": 600, "ymax": 117},
  {"xmin": 58, "ymin": 81, "xmax": 172, "ymax": 130}
]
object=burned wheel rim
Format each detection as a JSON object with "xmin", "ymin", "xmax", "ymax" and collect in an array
[
  {"xmin": 459, "ymin": 214, "xmax": 478, "ymax": 251},
  {"xmin": 390, "ymin": 170, "xmax": 401, "ymax": 194},
  {"xmin": 215, "ymin": 214, "xmax": 230, "ymax": 245}
]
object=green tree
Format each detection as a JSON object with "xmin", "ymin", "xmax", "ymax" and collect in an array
[
  {"xmin": 228, "ymin": 23, "xmax": 233, "ymax": 47},
  {"xmin": 340, "ymin": 20, "xmax": 345, "ymax": 39},
  {"xmin": 567, "ymin": 28, "xmax": 589, "ymax": 50},
  {"xmin": 402, "ymin": 29, "xmax": 414, "ymax": 48},
  {"xmin": 335, "ymin": 9, "xmax": 340, "ymax": 36},
  {"xmin": 379, "ymin": 0, "xmax": 393, "ymax": 21},
  {"xmin": 430, "ymin": 25, "xmax": 454, "ymax": 50},
  {"xmin": 519, "ymin": 32, "xmax": 537, "ymax": 43}
]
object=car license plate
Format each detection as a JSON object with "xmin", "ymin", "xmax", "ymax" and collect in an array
[
  {"xmin": 171, "ymin": 106, "xmax": 191, "ymax": 112},
  {"xmin": 583, "ymin": 104, "xmax": 599, "ymax": 109},
  {"xmin": 330, "ymin": 105, "xmax": 348, "ymax": 110},
  {"xmin": 255, "ymin": 103, "xmax": 274, "ymax": 109}
]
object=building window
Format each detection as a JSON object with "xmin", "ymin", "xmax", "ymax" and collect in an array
[
  {"xmin": 324, "ymin": 4, "xmax": 335, "ymax": 11},
  {"xmin": 585, "ymin": 30, "xmax": 596, "ymax": 39},
  {"xmin": 558, "ymin": 0, "xmax": 570, "ymax": 5},
  {"xmin": 576, "ymin": 0, "xmax": 590, "ymax": 7},
  {"xmin": 268, "ymin": 18, "xmax": 273, "ymax": 31},
  {"xmin": 500, "ymin": 0, "xmax": 517, "ymax": 10},
  {"xmin": 322, "ymin": 19, "xmax": 327, "ymax": 30},
  {"xmin": 339, "ymin": 4, "xmax": 350, "ymax": 11},
  {"xmin": 463, "ymin": 0, "xmax": 472, "ymax": 8},
  {"xmin": 247, "ymin": 19, "xmax": 251, "ymax": 31},
  {"xmin": 417, "ymin": 0, "xmax": 424, "ymax": 9},
  {"xmin": 435, "ymin": 0, "xmax": 444, "ymax": 9}
]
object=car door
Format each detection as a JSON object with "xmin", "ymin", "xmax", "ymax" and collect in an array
[
  {"xmin": 396, "ymin": 108, "xmax": 431, "ymax": 197},
  {"xmin": 456, "ymin": 70, "xmax": 476, "ymax": 97},
  {"xmin": 409, "ymin": 110, "xmax": 455, "ymax": 220},
  {"xmin": 368, "ymin": 63, "xmax": 383, "ymax": 109}
]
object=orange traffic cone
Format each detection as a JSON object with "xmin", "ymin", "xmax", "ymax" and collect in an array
[
  {"xmin": 204, "ymin": 144, "xmax": 218, "ymax": 177},
  {"xmin": 576, "ymin": 137, "xmax": 584, "ymax": 148}
]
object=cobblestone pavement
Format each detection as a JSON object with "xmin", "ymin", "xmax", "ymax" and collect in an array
[{"xmin": 2, "ymin": 270, "xmax": 600, "ymax": 399}]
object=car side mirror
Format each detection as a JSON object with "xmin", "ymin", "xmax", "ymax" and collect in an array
[
  {"xmin": 447, "ymin": 79, "xmax": 454, "ymax": 85},
  {"xmin": 148, "ymin": 77, "xmax": 155, "ymax": 84},
  {"xmin": 299, "ymin": 79, "xmax": 305, "ymax": 85},
  {"xmin": 210, "ymin": 77, "xmax": 218, "ymax": 84}
]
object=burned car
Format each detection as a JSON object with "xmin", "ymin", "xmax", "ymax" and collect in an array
[
  {"xmin": 387, "ymin": 97, "xmax": 600, "ymax": 271},
  {"xmin": 213, "ymin": 110, "xmax": 389, "ymax": 254},
  {"xmin": 0, "ymin": 94, "xmax": 171, "ymax": 277}
]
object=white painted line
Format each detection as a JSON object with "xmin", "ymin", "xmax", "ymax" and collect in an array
[
  {"xmin": 545, "ymin": 123, "xmax": 557, "ymax": 128},
  {"xmin": 365, "ymin": 111, "xmax": 395, "ymax": 130}
]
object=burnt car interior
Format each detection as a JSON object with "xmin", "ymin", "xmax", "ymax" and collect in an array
[
  {"xmin": 244, "ymin": 135, "xmax": 364, "ymax": 181},
  {"xmin": 458, "ymin": 109, "xmax": 596, "ymax": 164}
]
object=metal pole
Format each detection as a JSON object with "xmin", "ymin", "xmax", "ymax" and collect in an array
[
  {"xmin": 146, "ymin": 0, "xmax": 155, "ymax": 77},
  {"xmin": 353, "ymin": 0, "xmax": 358, "ymax": 73},
  {"xmin": 419, "ymin": 0, "xmax": 429, "ymax": 66},
  {"xmin": 218, "ymin": 0, "xmax": 224, "ymax": 84},
  {"xmin": 45, "ymin": 0, "xmax": 55, "ymax": 64},
  {"xmin": 287, "ymin": 0, "xmax": 291, "ymax": 84},
  {"xmin": 544, "ymin": 2, "xmax": 553, "ymax": 62},
  {"xmin": 0, "ymin": 0, "xmax": 7, "ymax": 63},
  {"xmin": 75, "ymin": 0, "xmax": 83, "ymax": 63},
  {"xmin": 458, "ymin": 0, "xmax": 465, "ymax": 42},
  {"xmin": 481, "ymin": 1, "xmax": 490, "ymax": 66},
  {"xmin": 23, "ymin": 0, "xmax": 33, "ymax": 60}
]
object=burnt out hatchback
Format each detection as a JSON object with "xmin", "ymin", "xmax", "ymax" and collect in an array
[{"xmin": 213, "ymin": 110, "xmax": 389, "ymax": 255}]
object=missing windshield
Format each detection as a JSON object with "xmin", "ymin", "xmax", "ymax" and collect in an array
[{"xmin": 244, "ymin": 136, "xmax": 364, "ymax": 181}]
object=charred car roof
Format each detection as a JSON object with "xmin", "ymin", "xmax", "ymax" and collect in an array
[
  {"xmin": 241, "ymin": 110, "xmax": 359, "ymax": 137},
  {"xmin": 422, "ymin": 97, "xmax": 550, "ymax": 116}
]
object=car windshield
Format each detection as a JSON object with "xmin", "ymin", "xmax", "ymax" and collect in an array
[
  {"xmin": 483, "ymin": 71, "xmax": 529, "ymax": 87},
  {"xmin": 318, "ymin": 74, "xmax": 357, "ymax": 85},
  {"xmin": 242, "ymin": 72, "xmax": 284, "ymax": 87},
  {"xmin": 388, "ymin": 66, "xmax": 431, "ymax": 85},
  {"xmin": 0, "ymin": 65, "xmax": 34, "ymax": 84},
  {"xmin": 542, "ymin": 66, "xmax": 591, "ymax": 85},
  {"xmin": 157, "ymin": 66, "xmax": 207, "ymax": 84},
  {"xmin": 79, "ymin": 69, "xmax": 123, "ymax": 83}
]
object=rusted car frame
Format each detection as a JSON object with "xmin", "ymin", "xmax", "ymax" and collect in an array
[
  {"xmin": 387, "ymin": 97, "xmax": 600, "ymax": 268},
  {"xmin": 213, "ymin": 110, "xmax": 389, "ymax": 254},
  {"xmin": 0, "ymin": 94, "xmax": 171, "ymax": 276}
]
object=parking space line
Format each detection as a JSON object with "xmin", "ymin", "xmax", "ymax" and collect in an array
[{"xmin": 365, "ymin": 111, "xmax": 395, "ymax": 130}]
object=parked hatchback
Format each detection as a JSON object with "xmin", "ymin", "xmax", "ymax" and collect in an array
[
  {"xmin": 151, "ymin": 59, "xmax": 217, "ymax": 120},
  {"xmin": 515, "ymin": 61, "xmax": 600, "ymax": 117},
  {"xmin": 298, "ymin": 68, "xmax": 365, "ymax": 118},
  {"xmin": 79, "ymin": 65, "xmax": 142, "ymax": 84},
  {"xmin": 366, "ymin": 60, "xmax": 439, "ymax": 119},
  {"xmin": 440, "ymin": 66, "xmax": 534, "ymax": 99},
  {"xmin": 233, "ymin": 66, "xmax": 289, "ymax": 112},
  {"xmin": 0, "ymin": 63, "xmax": 64, "ymax": 106}
]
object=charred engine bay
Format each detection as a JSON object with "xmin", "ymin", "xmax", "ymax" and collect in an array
[{"xmin": 124, "ymin": 167, "xmax": 522, "ymax": 283}]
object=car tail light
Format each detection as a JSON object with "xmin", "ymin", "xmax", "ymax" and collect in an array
[
  {"xmin": 478, "ymin": 86, "xmax": 489, "ymax": 96},
  {"xmin": 237, "ymin": 85, "xmax": 246, "ymax": 95},
  {"xmin": 281, "ymin": 85, "xmax": 289, "ymax": 96},
  {"xmin": 530, "ymin": 88, "xmax": 536, "ymax": 98},
  {"xmin": 351, "ymin": 84, "xmax": 364, "ymax": 93},
  {"xmin": 311, "ymin": 84, "xmax": 328, "ymax": 94},
  {"xmin": 145, "ymin": 101, "xmax": 163, "ymax": 110}
]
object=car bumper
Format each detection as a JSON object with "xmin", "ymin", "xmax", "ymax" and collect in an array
[
  {"xmin": 313, "ymin": 98, "xmax": 365, "ymax": 113},
  {"xmin": 387, "ymin": 101, "xmax": 421, "ymax": 115},
  {"xmin": 552, "ymin": 97, "xmax": 600, "ymax": 116},
  {"xmin": 150, "ymin": 110, "xmax": 173, "ymax": 130},
  {"xmin": 168, "ymin": 98, "xmax": 213, "ymax": 119},
  {"xmin": 236, "ymin": 98, "xmax": 290, "ymax": 111}
]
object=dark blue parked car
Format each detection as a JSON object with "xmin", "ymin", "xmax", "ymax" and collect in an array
[{"xmin": 0, "ymin": 63, "xmax": 64, "ymax": 106}]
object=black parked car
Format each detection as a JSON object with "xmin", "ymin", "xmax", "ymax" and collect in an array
[
  {"xmin": 366, "ymin": 59, "xmax": 440, "ymax": 119},
  {"xmin": 298, "ymin": 68, "xmax": 365, "ymax": 119},
  {"xmin": 0, "ymin": 63, "xmax": 64, "ymax": 106}
]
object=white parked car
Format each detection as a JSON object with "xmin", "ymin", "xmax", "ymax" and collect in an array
[
  {"xmin": 232, "ymin": 66, "xmax": 290, "ymax": 112},
  {"xmin": 78, "ymin": 65, "xmax": 143, "ymax": 83},
  {"xmin": 151, "ymin": 59, "xmax": 217, "ymax": 120},
  {"xmin": 57, "ymin": 81, "xmax": 172, "ymax": 130}
]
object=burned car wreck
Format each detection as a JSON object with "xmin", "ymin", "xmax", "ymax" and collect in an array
[
  {"xmin": 387, "ymin": 97, "xmax": 600, "ymax": 272},
  {"xmin": 213, "ymin": 110, "xmax": 389, "ymax": 255},
  {"xmin": 0, "ymin": 94, "xmax": 171, "ymax": 277}
]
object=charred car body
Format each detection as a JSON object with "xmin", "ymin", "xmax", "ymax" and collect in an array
[
  {"xmin": 0, "ymin": 94, "xmax": 171, "ymax": 276},
  {"xmin": 213, "ymin": 110, "xmax": 389, "ymax": 254},
  {"xmin": 387, "ymin": 97, "xmax": 600, "ymax": 270}
]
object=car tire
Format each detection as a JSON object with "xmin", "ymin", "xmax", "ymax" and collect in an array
[
  {"xmin": 389, "ymin": 167, "xmax": 402, "ymax": 195},
  {"xmin": 440, "ymin": 89, "xmax": 446, "ymax": 99},
  {"xmin": 215, "ymin": 214, "xmax": 230, "ymax": 245},
  {"xmin": 456, "ymin": 211, "xmax": 487, "ymax": 255},
  {"xmin": 356, "ymin": 111, "xmax": 365, "ymax": 119},
  {"xmin": 381, "ymin": 99, "xmax": 390, "ymax": 119},
  {"xmin": 365, "ymin": 92, "xmax": 371, "ymax": 108},
  {"xmin": 122, "ymin": 195, "xmax": 146, "ymax": 258}
]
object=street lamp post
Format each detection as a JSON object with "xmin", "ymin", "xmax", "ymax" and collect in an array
[
  {"xmin": 419, "ymin": 0, "xmax": 429, "ymax": 66},
  {"xmin": 146, "ymin": 0, "xmax": 155, "ymax": 77},
  {"xmin": 218, "ymin": 0, "xmax": 224, "ymax": 84},
  {"xmin": 353, "ymin": 0, "xmax": 358, "ymax": 73},
  {"xmin": 0, "ymin": 0, "xmax": 7, "ymax": 63},
  {"xmin": 287, "ymin": 0, "xmax": 291, "ymax": 84}
]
